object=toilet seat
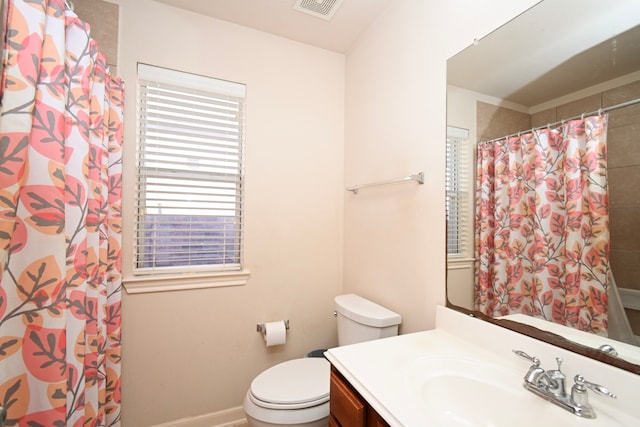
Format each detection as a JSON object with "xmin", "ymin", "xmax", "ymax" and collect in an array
[{"xmin": 249, "ymin": 358, "xmax": 330, "ymax": 410}]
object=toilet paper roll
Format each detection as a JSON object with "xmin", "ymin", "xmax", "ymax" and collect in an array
[{"xmin": 263, "ymin": 320, "xmax": 287, "ymax": 347}]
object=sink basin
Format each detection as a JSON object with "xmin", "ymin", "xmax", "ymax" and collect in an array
[{"xmin": 404, "ymin": 357, "xmax": 627, "ymax": 427}]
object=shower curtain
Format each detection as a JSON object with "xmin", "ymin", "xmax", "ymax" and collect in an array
[
  {"xmin": 475, "ymin": 115, "xmax": 610, "ymax": 335},
  {"xmin": 0, "ymin": 0, "xmax": 123, "ymax": 425}
]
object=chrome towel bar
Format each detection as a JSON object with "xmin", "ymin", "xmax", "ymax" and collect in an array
[{"xmin": 346, "ymin": 172, "xmax": 424, "ymax": 194}]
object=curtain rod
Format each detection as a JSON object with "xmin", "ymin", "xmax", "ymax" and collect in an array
[{"xmin": 478, "ymin": 96, "xmax": 640, "ymax": 145}]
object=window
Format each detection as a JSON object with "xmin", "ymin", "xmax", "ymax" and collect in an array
[
  {"xmin": 135, "ymin": 64, "xmax": 246, "ymax": 276},
  {"xmin": 446, "ymin": 126, "xmax": 472, "ymax": 258}
]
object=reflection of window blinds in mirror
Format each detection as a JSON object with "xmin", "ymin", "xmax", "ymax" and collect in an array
[{"xmin": 446, "ymin": 126, "xmax": 471, "ymax": 258}]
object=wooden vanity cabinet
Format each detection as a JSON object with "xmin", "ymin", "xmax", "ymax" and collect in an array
[
  {"xmin": 329, "ymin": 366, "xmax": 390, "ymax": 427},
  {"xmin": 365, "ymin": 407, "xmax": 390, "ymax": 427}
]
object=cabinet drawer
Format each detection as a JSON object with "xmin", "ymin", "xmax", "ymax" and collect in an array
[
  {"xmin": 367, "ymin": 407, "xmax": 390, "ymax": 427},
  {"xmin": 330, "ymin": 370, "xmax": 365, "ymax": 427}
]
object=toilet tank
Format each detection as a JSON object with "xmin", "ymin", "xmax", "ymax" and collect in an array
[{"xmin": 335, "ymin": 294, "xmax": 402, "ymax": 346}]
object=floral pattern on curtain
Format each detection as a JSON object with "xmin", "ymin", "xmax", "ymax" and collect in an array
[
  {"xmin": 0, "ymin": 0, "xmax": 124, "ymax": 425},
  {"xmin": 475, "ymin": 115, "xmax": 610, "ymax": 335}
]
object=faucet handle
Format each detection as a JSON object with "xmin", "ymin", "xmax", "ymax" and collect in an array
[
  {"xmin": 574, "ymin": 375, "xmax": 617, "ymax": 399},
  {"xmin": 555, "ymin": 358, "xmax": 563, "ymax": 371},
  {"xmin": 513, "ymin": 349, "xmax": 540, "ymax": 366}
]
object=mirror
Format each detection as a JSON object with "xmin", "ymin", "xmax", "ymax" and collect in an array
[{"xmin": 446, "ymin": 0, "xmax": 640, "ymax": 373}]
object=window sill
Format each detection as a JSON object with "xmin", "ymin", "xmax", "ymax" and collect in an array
[
  {"xmin": 447, "ymin": 257, "xmax": 475, "ymax": 270},
  {"xmin": 123, "ymin": 269, "xmax": 250, "ymax": 294}
]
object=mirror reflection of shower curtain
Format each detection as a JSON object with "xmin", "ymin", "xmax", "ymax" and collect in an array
[{"xmin": 475, "ymin": 115, "xmax": 610, "ymax": 335}]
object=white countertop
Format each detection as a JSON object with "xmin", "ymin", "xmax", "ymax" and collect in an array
[{"xmin": 324, "ymin": 306, "xmax": 640, "ymax": 426}]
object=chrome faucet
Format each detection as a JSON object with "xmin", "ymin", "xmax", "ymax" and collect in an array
[{"xmin": 513, "ymin": 350, "xmax": 617, "ymax": 419}]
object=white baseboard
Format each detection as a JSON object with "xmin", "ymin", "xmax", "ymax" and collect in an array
[
  {"xmin": 151, "ymin": 406, "xmax": 248, "ymax": 427},
  {"xmin": 619, "ymin": 288, "xmax": 640, "ymax": 311}
]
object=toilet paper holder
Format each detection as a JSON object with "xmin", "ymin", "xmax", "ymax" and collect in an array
[{"xmin": 257, "ymin": 320, "xmax": 290, "ymax": 334}]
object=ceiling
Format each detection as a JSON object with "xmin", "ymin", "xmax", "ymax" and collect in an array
[
  {"xmin": 447, "ymin": 0, "xmax": 640, "ymax": 107},
  {"xmin": 152, "ymin": 0, "xmax": 393, "ymax": 53},
  {"xmin": 151, "ymin": 0, "xmax": 640, "ymax": 107}
]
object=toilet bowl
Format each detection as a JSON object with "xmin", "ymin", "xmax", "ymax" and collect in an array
[
  {"xmin": 244, "ymin": 358, "xmax": 329, "ymax": 427},
  {"xmin": 243, "ymin": 294, "xmax": 401, "ymax": 427}
]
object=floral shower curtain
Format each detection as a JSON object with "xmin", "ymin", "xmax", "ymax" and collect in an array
[
  {"xmin": 475, "ymin": 115, "xmax": 610, "ymax": 335},
  {"xmin": 0, "ymin": 0, "xmax": 123, "ymax": 425}
]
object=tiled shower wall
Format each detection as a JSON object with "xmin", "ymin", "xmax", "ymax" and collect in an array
[
  {"xmin": 476, "ymin": 101, "xmax": 531, "ymax": 141},
  {"xmin": 73, "ymin": 0, "xmax": 119, "ymax": 74},
  {"xmin": 477, "ymin": 78, "xmax": 640, "ymax": 335}
]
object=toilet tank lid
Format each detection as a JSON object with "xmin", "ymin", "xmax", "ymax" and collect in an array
[{"xmin": 334, "ymin": 294, "xmax": 401, "ymax": 327}]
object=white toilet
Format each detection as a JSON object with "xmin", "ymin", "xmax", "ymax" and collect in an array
[{"xmin": 243, "ymin": 294, "xmax": 402, "ymax": 427}]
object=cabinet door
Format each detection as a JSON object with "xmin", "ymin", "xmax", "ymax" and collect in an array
[
  {"xmin": 329, "ymin": 414, "xmax": 341, "ymax": 427},
  {"xmin": 330, "ymin": 370, "xmax": 365, "ymax": 427},
  {"xmin": 366, "ymin": 407, "xmax": 390, "ymax": 427}
]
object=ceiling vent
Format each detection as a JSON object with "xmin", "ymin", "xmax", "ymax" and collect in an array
[{"xmin": 293, "ymin": 0, "xmax": 345, "ymax": 21}]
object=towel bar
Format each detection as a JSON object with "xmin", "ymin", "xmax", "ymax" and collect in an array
[{"xmin": 346, "ymin": 172, "xmax": 424, "ymax": 194}]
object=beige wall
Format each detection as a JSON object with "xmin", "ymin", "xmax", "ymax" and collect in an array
[
  {"xmin": 344, "ymin": 0, "xmax": 540, "ymax": 333},
  {"xmin": 92, "ymin": 0, "xmax": 539, "ymax": 425},
  {"xmin": 110, "ymin": 0, "xmax": 344, "ymax": 425}
]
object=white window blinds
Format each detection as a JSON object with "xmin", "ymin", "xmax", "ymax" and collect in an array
[
  {"xmin": 446, "ymin": 126, "xmax": 472, "ymax": 258},
  {"xmin": 135, "ymin": 64, "xmax": 246, "ymax": 275}
]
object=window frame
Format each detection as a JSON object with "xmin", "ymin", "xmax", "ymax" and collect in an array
[
  {"xmin": 446, "ymin": 126, "xmax": 473, "ymax": 261},
  {"xmin": 124, "ymin": 64, "xmax": 250, "ymax": 293}
]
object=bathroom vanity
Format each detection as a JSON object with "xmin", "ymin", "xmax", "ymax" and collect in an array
[
  {"xmin": 329, "ymin": 366, "xmax": 389, "ymax": 427},
  {"xmin": 324, "ymin": 306, "xmax": 640, "ymax": 427}
]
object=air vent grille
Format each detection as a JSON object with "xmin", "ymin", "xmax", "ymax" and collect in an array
[{"xmin": 293, "ymin": 0, "xmax": 344, "ymax": 21}]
